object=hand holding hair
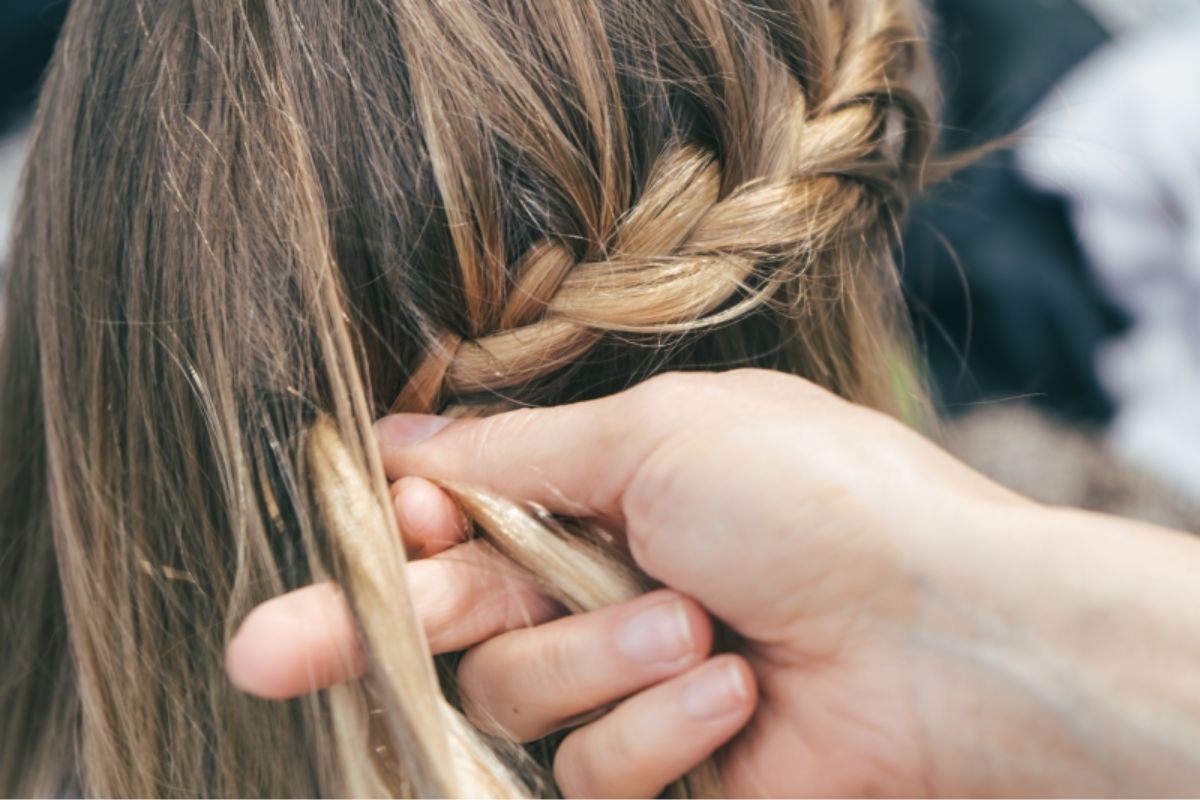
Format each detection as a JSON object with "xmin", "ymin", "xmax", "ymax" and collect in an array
[{"xmin": 229, "ymin": 369, "xmax": 1200, "ymax": 797}]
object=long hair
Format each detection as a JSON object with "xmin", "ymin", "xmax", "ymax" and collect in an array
[{"xmin": 0, "ymin": 0, "xmax": 935, "ymax": 795}]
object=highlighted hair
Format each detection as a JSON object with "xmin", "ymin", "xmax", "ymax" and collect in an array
[{"xmin": 0, "ymin": 0, "xmax": 934, "ymax": 794}]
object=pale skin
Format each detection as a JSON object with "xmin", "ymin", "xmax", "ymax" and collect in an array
[{"xmin": 226, "ymin": 370, "xmax": 1200, "ymax": 797}]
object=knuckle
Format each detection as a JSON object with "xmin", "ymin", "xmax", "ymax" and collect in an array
[
  {"xmin": 637, "ymin": 370, "xmax": 700, "ymax": 396},
  {"xmin": 501, "ymin": 584, "xmax": 558, "ymax": 631},
  {"xmin": 597, "ymin": 712, "xmax": 642, "ymax": 780},
  {"xmin": 624, "ymin": 371, "xmax": 700, "ymax": 419},
  {"xmin": 621, "ymin": 432, "xmax": 700, "ymax": 554},
  {"xmin": 455, "ymin": 616, "xmax": 580, "ymax": 741},
  {"xmin": 455, "ymin": 642, "xmax": 520, "ymax": 737},
  {"xmin": 454, "ymin": 646, "xmax": 491, "ymax": 709},
  {"xmin": 628, "ymin": 367, "xmax": 825, "ymax": 434},
  {"xmin": 458, "ymin": 413, "xmax": 507, "ymax": 469},
  {"xmin": 446, "ymin": 407, "xmax": 536, "ymax": 480},
  {"xmin": 724, "ymin": 366, "xmax": 795, "ymax": 389},
  {"xmin": 631, "ymin": 371, "xmax": 709, "ymax": 414},
  {"xmin": 554, "ymin": 726, "xmax": 622, "ymax": 799},
  {"xmin": 635, "ymin": 370, "xmax": 747, "ymax": 423},
  {"xmin": 439, "ymin": 569, "xmax": 483, "ymax": 625},
  {"xmin": 718, "ymin": 367, "xmax": 832, "ymax": 411},
  {"xmin": 552, "ymin": 732, "xmax": 587, "ymax": 797},
  {"xmin": 530, "ymin": 624, "xmax": 584, "ymax": 700}
]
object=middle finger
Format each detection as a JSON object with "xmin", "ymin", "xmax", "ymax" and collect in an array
[{"xmin": 456, "ymin": 589, "xmax": 713, "ymax": 741}]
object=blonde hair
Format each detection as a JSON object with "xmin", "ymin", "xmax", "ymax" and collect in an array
[{"xmin": 0, "ymin": 0, "xmax": 935, "ymax": 795}]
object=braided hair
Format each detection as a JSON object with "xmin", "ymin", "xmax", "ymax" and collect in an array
[{"xmin": 0, "ymin": 0, "xmax": 935, "ymax": 795}]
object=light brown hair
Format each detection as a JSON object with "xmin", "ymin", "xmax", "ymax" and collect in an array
[{"xmin": 0, "ymin": 0, "xmax": 935, "ymax": 795}]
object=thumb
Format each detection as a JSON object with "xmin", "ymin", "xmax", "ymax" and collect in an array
[{"xmin": 375, "ymin": 370, "xmax": 830, "ymax": 632}]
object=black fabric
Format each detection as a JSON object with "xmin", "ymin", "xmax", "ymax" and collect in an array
[
  {"xmin": 904, "ymin": 0, "xmax": 1128, "ymax": 422},
  {"xmin": 0, "ymin": 0, "xmax": 68, "ymax": 133}
]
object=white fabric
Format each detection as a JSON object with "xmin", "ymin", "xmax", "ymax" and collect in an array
[
  {"xmin": 1020, "ymin": 16, "xmax": 1200, "ymax": 501},
  {"xmin": 1077, "ymin": 0, "xmax": 1199, "ymax": 32},
  {"xmin": 0, "ymin": 125, "xmax": 29, "ymax": 277}
]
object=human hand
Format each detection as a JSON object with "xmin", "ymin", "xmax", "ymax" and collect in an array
[
  {"xmin": 227, "ymin": 472, "xmax": 752, "ymax": 798},
  {"xmin": 230, "ymin": 370, "xmax": 1200, "ymax": 796}
]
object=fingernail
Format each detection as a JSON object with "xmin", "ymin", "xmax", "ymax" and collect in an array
[
  {"xmin": 378, "ymin": 414, "xmax": 452, "ymax": 447},
  {"xmin": 617, "ymin": 599, "xmax": 693, "ymax": 665},
  {"xmin": 683, "ymin": 662, "xmax": 748, "ymax": 720}
]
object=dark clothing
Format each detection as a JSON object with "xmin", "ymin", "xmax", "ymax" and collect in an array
[
  {"xmin": 904, "ymin": 0, "xmax": 1127, "ymax": 422},
  {"xmin": 0, "ymin": 0, "xmax": 69, "ymax": 132}
]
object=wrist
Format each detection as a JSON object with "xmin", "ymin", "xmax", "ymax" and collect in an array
[{"xmin": 913, "ymin": 500, "xmax": 1200, "ymax": 795}]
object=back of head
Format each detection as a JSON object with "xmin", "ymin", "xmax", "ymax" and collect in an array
[{"xmin": 0, "ymin": 0, "xmax": 934, "ymax": 795}]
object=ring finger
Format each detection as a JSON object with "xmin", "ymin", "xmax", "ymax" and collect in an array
[{"xmin": 554, "ymin": 654, "xmax": 757, "ymax": 798}]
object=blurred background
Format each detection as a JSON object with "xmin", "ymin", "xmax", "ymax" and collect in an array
[{"xmin": 2, "ymin": 0, "xmax": 1198, "ymax": 529}]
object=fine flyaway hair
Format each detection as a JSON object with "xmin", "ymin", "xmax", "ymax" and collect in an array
[{"xmin": 0, "ymin": 0, "xmax": 935, "ymax": 795}]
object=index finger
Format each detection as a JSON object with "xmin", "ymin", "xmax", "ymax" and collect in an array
[
  {"xmin": 376, "ymin": 377, "xmax": 679, "ymax": 522},
  {"xmin": 374, "ymin": 369, "xmax": 816, "ymax": 522}
]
